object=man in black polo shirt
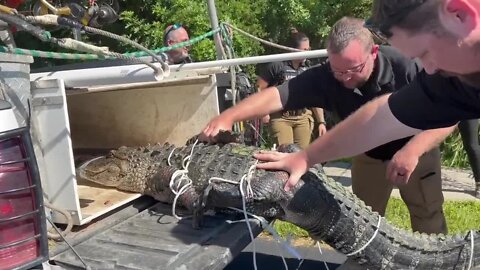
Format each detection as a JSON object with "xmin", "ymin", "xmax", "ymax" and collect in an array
[
  {"xmin": 251, "ymin": 0, "xmax": 480, "ymax": 196},
  {"xmin": 202, "ymin": 17, "xmax": 455, "ymax": 234}
]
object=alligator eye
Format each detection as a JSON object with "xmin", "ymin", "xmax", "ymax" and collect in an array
[
  {"xmin": 150, "ymin": 150, "xmax": 161, "ymax": 157},
  {"xmin": 108, "ymin": 165, "xmax": 121, "ymax": 174}
]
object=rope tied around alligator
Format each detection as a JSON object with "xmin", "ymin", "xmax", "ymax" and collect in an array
[
  {"xmin": 468, "ymin": 229, "xmax": 475, "ymax": 270},
  {"xmin": 346, "ymin": 215, "xmax": 383, "ymax": 257},
  {"xmin": 167, "ymin": 139, "xmax": 199, "ymax": 220},
  {"xmin": 209, "ymin": 160, "xmax": 303, "ymax": 270},
  {"xmin": 167, "ymin": 141, "xmax": 302, "ymax": 270}
]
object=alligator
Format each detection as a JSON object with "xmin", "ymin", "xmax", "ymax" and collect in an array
[{"xmin": 78, "ymin": 138, "xmax": 480, "ymax": 269}]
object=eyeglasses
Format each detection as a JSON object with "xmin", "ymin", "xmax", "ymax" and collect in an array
[
  {"xmin": 164, "ymin": 23, "xmax": 183, "ymax": 40},
  {"xmin": 330, "ymin": 55, "xmax": 369, "ymax": 77}
]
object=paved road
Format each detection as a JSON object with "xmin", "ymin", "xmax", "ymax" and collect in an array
[{"xmin": 324, "ymin": 162, "xmax": 479, "ymax": 201}]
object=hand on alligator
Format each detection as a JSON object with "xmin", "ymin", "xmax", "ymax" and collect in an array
[
  {"xmin": 254, "ymin": 150, "xmax": 310, "ymax": 192},
  {"xmin": 386, "ymin": 148, "xmax": 419, "ymax": 185},
  {"xmin": 200, "ymin": 115, "xmax": 234, "ymax": 143}
]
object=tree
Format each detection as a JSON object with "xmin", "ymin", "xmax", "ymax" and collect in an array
[{"xmin": 13, "ymin": 0, "xmax": 373, "ymax": 67}]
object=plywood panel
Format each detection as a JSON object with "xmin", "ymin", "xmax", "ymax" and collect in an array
[
  {"xmin": 76, "ymin": 178, "xmax": 141, "ymax": 220},
  {"xmin": 66, "ymin": 75, "xmax": 219, "ymax": 149}
]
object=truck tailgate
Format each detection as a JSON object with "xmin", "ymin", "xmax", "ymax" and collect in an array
[{"xmin": 52, "ymin": 200, "xmax": 262, "ymax": 270}]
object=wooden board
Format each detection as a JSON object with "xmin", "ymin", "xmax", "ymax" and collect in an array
[
  {"xmin": 76, "ymin": 178, "xmax": 141, "ymax": 224},
  {"xmin": 66, "ymin": 75, "xmax": 219, "ymax": 149}
]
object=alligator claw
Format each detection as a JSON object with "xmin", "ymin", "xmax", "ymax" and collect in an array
[{"xmin": 192, "ymin": 184, "xmax": 214, "ymax": 229}]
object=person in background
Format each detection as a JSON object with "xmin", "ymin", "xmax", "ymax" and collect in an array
[
  {"xmin": 458, "ymin": 120, "xmax": 480, "ymax": 198},
  {"xmin": 202, "ymin": 17, "xmax": 454, "ymax": 236},
  {"xmin": 256, "ymin": 30, "xmax": 326, "ymax": 149},
  {"xmin": 163, "ymin": 23, "xmax": 193, "ymax": 65},
  {"xmin": 251, "ymin": 0, "xmax": 480, "ymax": 204}
]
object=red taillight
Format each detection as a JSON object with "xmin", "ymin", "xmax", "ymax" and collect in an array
[
  {"xmin": 0, "ymin": 136, "xmax": 42, "ymax": 270},
  {"xmin": 5, "ymin": 0, "xmax": 24, "ymax": 9},
  {"xmin": 0, "ymin": 203, "xmax": 13, "ymax": 216}
]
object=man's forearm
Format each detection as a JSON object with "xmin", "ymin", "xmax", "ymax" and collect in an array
[
  {"xmin": 304, "ymin": 94, "xmax": 421, "ymax": 166},
  {"xmin": 222, "ymin": 87, "xmax": 283, "ymax": 122},
  {"xmin": 400, "ymin": 125, "xmax": 456, "ymax": 157},
  {"xmin": 311, "ymin": 107, "xmax": 325, "ymax": 123}
]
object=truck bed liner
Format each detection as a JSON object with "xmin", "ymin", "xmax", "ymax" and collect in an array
[{"xmin": 52, "ymin": 201, "xmax": 262, "ymax": 270}]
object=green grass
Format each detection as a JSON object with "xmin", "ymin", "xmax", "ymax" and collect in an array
[
  {"xmin": 385, "ymin": 198, "xmax": 480, "ymax": 233},
  {"xmin": 272, "ymin": 198, "xmax": 480, "ymax": 239}
]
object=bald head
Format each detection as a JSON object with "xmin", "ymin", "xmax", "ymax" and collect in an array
[
  {"xmin": 163, "ymin": 25, "xmax": 190, "ymax": 64},
  {"xmin": 164, "ymin": 26, "xmax": 189, "ymax": 46},
  {"xmin": 327, "ymin": 17, "xmax": 374, "ymax": 54}
]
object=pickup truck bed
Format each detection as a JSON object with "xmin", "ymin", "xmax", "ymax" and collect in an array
[{"xmin": 50, "ymin": 197, "xmax": 262, "ymax": 270}]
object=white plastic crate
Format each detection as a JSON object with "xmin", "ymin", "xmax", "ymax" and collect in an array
[{"xmin": 29, "ymin": 70, "xmax": 220, "ymax": 225}]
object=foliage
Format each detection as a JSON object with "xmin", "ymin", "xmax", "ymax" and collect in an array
[
  {"xmin": 441, "ymin": 130, "xmax": 470, "ymax": 169},
  {"xmin": 112, "ymin": 0, "xmax": 374, "ymax": 58},
  {"xmin": 263, "ymin": 0, "xmax": 372, "ymax": 50},
  {"xmin": 13, "ymin": 0, "xmax": 373, "ymax": 67},
  {"xmin": 100, "ymin": 0, "xmax": 266, "ymax": 61}
]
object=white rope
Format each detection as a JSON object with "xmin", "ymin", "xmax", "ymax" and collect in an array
[
  {"xmin": 346, "ymin": 216, "xmax": 382, "ymax": 257},
  {"xmin": 184, "ymin": 140, "xmax": 199, "ymax": 168},
  {"xmin": 272, "ymin": 235, "xmax": 290, "ymax": 270},
  {"xmin": 227, "ymin": 207, "xmax": 302, "ymax": 270},
  {"xmin": 468, "ymin": 230, "xmax": 475, "ymax": 270},
  {"xmin": 209, "ymin": 161, "xmax": 259, "ymax": 269},
  {"xmin": 316, "ymin": 241, "xmax": 330, "ymax": 270},
  {"xmin": 239, "ymin": 162, "xmax": 260, "ymax": 270},
  {"xmin": 167, "ymin": 147, "xmax": 176, "ymax": 166},
  {"xmin": 168, "ymin": 140, "xmax": 199, "ymax": 220},
  {"xmin": 294, "ymin": 240, "xmax": 330, "ymax": 270},
  {"xmin": 169, "ymin": 169, "xmax": 192, "ymax": 220},
  {"xmin": 169, "ymin": 143, "xmax": 300, "ymax": 270},
  {"xmin": 209, "ymin": 177, "xmax": 239, "ymax": 185},
  {"xmin": 223, "ymin": 22, "xmax": 303, "ymax": 52},
  {"xmin": 210, "ymin": 160, "xmax": 300, "ymax": 270},
  {"xmin": 213, "ymin": 160, "xmax": 302, "ymax": 270},
  {"xmin": 227, "ymin": 208, "xmax": 303, "ymax": 261},
  {"xmin": 246, "ymin": 122, "xmax": 268, "ymax": 145}
]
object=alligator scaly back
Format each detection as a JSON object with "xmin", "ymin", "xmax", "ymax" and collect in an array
[
  {"xmin": 279, "ymin": 167, "xmax": 480, "ymax": 269},
  {"xmin": 78, "ymin": 140, "xmax": 480, "ymax": 269}
]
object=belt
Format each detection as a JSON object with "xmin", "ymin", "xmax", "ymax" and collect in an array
[{"xmin": 282, "ymin": 109, "xmax": 307, "ymax": 117}]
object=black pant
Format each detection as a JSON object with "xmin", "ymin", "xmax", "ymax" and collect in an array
[{"xmin": 459, "ymin": 119, "xmax": 480, "ymax": 183}]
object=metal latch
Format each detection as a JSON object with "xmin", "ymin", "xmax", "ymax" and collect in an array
[{"xmin": 31, "ymin": 96, "xmax": 64, "ymax": 106}]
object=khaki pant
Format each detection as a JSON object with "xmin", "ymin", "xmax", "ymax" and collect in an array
[
  {"xmin": 351, "ymin": 148, "xmax": 447, "ymax": 234},
  {"xmin": 270, "ymin": 113, "xmax": 313, "ymax": 149}
]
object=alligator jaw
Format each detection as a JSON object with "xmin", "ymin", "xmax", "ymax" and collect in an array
[{"xmin": 77, "ymin": 156, "xmax": 127, "ymax": 187}]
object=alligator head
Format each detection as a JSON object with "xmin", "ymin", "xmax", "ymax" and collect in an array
[{"xmin": 77, "ymin": 144, "xmax": 174, "ymax": 193}]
